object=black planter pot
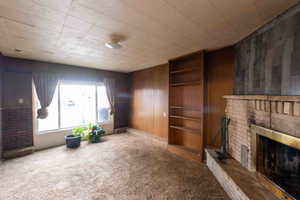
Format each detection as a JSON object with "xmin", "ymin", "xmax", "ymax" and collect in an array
[
  {"xmin": 65, "ymin": 135, "xmax": 81, "ymax": 148},
  {"xmin": 88, "ymin": 134, "xmax": 101, "ymax": 143}
]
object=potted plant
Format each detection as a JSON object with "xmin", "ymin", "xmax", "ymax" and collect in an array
[
  {"xmin": 65, "ymin": 127, "xmax": 86, "ymax": 148},
  {"xmin": 87, "ymin": 123, "xmax": 105, "ymax": 143}
]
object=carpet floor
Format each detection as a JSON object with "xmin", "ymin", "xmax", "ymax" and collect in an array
[{"xmin": 0, "ymin": 133, "xmax": 229, "ymax": 200}]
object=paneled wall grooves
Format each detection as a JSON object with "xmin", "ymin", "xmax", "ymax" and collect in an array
[
  {"xmin": 2, "ymin": 108, "xmax": 33, "ymax": 151},
  {"xmin": 130, "ymin": 64, "xmax": 169, "ymax": 139}
]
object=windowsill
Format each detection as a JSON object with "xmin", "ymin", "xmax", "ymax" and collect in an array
[{"xmin": 37, "ymin": 120, "xmax": 113, "ymax": 135}]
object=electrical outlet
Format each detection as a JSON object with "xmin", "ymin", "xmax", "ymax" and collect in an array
[{"xmin": 18, "ymin": 98, "xmax": 24, "ymax": 104}]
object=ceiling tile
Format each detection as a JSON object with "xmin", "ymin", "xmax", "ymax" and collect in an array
[
  {"xmin": 0, "ymin": 0, "xmax": 298, "ymax": 72},
  {"xmin": 0, "ymin": 0, "xmax": 35, "ymax": 12},
  {"xmin": 4, "ymin": 19, "xmax": 60, "ymax": 40},
  {"xmin": 68, "ymin": 2, "xmax": 101, "ymax": 24},
  {"xmin": 64, "ymin": 16, "xmax": 93, "ymax": 33},
  {"xmin": 31, "ymin": 4, "xmax": 66, "ymax": 22},
  {"xmin": 32, "ymin": 0, "xmax": 73, "ymax": 12}
]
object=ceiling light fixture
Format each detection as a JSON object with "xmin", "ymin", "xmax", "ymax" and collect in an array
[
  {"xmin": 105, "ymin": 34, "xmax": 126, "ymax": 49},
  {"xmin": 105, "ymin": 41, "xmax": 122, "ymax": 49},
  {"xmin": 14, "ymin": 49, "xmax": 22, "ymax": 53}
]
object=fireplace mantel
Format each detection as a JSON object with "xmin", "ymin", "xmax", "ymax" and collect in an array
[{"xmin": 224, "ymin": 95, "xmax": 300, "ymax": 102}]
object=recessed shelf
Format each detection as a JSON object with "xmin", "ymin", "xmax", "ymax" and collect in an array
[
  {"xmin": 170, "ymin": 125, "xmax": 201, "ymax": 134},
  {"xmin": 168, "ymin": 51, "xmax": 204, "ymax": 162},
  {"xmin": 170, "ymin": 68, "xmax": 200, "ymax": 74},
  {"xmin": 169, "ymin": 115, "xmax": 201, "ymax": 122},
  {"xmin": 170, "ymin": 106, "xmax": 202, "ymax": 111},
  {"xmin": 171, "ymin": 81, "xmax": 201, "ymax": 87}
]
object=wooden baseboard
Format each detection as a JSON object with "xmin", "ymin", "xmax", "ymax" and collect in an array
[{"xmin": 3, "ymin": 146, "xmax": 35, "ymax": 159}]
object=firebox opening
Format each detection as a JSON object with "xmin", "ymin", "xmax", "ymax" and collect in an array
[{"xmin": 257, "ymin": 135, "xmax": 300, "ymax": 199}]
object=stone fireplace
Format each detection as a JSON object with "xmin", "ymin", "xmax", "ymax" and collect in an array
[{"xmin": 207, "ymin": 95, "xmax": 300, "ymax": 200}]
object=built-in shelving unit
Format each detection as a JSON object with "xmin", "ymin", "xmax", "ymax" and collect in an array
[
  {"xmin": 170, "ymin": 68, "xmax": 200, "ymax": 74},
  {"xmin": 169, "ymin": 115, "xmax": 201, "ymax": 121},
  {"xmin": 169, "ymin": 105, "xmax": 202, "ymax": 111},
  {"xmin": 170, "ymin": 125, "xmax": 201, "ymax": 134},
  {"xmin": 168, "ymin": 51, "xmax": 204, "ymax": 162},
  {"xmin": 171, "ymin": 81, "xmax": 202, "ymax": 87}
]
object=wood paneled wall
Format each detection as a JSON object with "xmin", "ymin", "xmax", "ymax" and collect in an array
[
  {"xmin": 130, "ymin": 48, "xmax": 235, "ymax": 147},
  {"xmin": 204, "ymin": 47, "xmax": 235, "ymax": 147},
  {"xmin": 2, "ymin": 72, "xmax": 33, "ymax": 151},
  {"xmin": 130, "ymin": 64, "xmax": 169, "ymax": 139}
]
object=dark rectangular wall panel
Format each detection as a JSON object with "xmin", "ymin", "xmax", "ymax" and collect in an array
[
  {"xmin": 0, "ymin": 54, "xmax": 3, "ymax": 158},
  {"xmin": 3, "ymin": 72, "xmax": 32, "ymax": 108},
  {"xmin": 2, "ymin": 108, "xmax": 33, "ymax": 150},
  {"xmin": 2, "ymin": 72, "xmax": 33, "ymax": 151},
  {"xmin": 235, "ymin": 4, "xmax": 300, "ymax": 95}
]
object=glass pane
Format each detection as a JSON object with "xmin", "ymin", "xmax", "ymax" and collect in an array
[
  {"xmin": 97, "ymin": 85, "xmax": 110, "ymax": 122},
  {"xmin": 38, "ymin": 86, "xmax": 59, "ymax": 132},
  {"xmin": 60, "ymin": 84, "xmax": 96, "ymax": 128}
]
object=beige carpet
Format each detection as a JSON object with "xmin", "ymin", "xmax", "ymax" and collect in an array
[{"xmin": 0, "ymin": 133, "xmax": 229, "ymax": 200}]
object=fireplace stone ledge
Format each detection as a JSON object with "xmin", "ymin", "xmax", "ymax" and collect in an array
[
  {"xmin": 224, "ymin": 95, "xmax": 300, "ymax": 102},
  {"xmin": 206, "ymin": 148, "xmax": 279, "ymax": 200}
]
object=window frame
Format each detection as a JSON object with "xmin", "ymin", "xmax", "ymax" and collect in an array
[{"xmin": 37, "ymin": 81, "xmax": 112, "ymax": 134}]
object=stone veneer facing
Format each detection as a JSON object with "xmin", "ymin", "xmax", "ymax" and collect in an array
[
  {"xmin": 224, "ymin": 95, "xmax": 300, "ymax": 171},
  {"xmin": 206, "ymin": 149, "xmax": 249, "ymax": 200},
  {"xmin": 206, "ymin": 149, "xmax": 279, "ymax": 200}
]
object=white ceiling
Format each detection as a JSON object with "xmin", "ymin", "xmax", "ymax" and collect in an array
[{"xmin": 0, "ymin": 0, "xmax": 298, "ymax": 72}]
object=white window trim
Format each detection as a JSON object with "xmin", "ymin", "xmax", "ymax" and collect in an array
[
  {"xmin": 38, "ymin": 120, "xmax": 113, "ymax": 135},
  {"xmin": 36, "ymin": 81, "xmax": 113, "ymax": 134}
]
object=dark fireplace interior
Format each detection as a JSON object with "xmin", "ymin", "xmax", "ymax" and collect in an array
[{"xmin": 257, "ymin": 135, "xmax": 300, "ymax": 199}]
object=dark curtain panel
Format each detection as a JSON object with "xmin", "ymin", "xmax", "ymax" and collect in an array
[
  {"xmin": 104, "ymin": 78, "xmax": 115, "ymax": 115},
  {"xmin": 33, "ymin": 72, "xmax": 59, "ymax": 119}
]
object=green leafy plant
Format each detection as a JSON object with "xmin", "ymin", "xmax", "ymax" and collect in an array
[
  {"xmin": 87, "ymin": 123, "xmax": 105, "ymax": 143},
  {"xmin": 72, "ymin": 127, "xmax": 87, "ymax": 137}
]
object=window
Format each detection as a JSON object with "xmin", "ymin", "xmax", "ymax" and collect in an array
[
  {"xmin": 60, "ymin": 84, "xmax": 96, "ymax": 128},
  {"xmin": 37, "ymin": 82, "xmax": 111, "ymax": 133},
  {"xmin": 97, "ymin": 85, "xmax": 110, "ymax": 122},
  {"xmin": 37, "ymin": 87, "xmax": 59, "ymax": 132}
]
